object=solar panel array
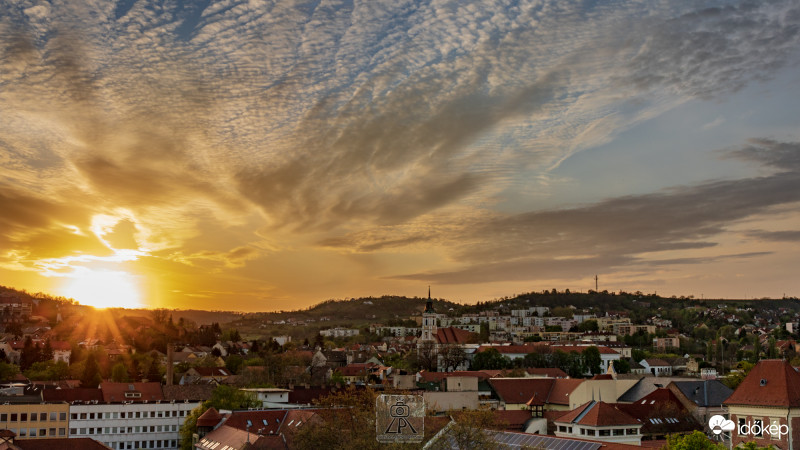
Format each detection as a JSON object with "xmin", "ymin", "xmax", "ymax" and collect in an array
[{"xmin": 485, "ymin": 431, "xmax": 603, "ymax": 449}]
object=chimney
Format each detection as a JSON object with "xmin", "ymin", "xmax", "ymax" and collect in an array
[{"xmin": 166, "ymin": 344, "xmax": 174, "ymax": 386}]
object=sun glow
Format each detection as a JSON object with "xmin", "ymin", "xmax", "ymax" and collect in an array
[{"xmin": 63, "ymin": 268, "xmax": 143, "ymax": 309}]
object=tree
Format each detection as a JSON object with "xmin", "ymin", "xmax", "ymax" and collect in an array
[
  {"xmin": 723, "ymin": 361, "xmax": 754, "ymax": 389},
  {"xmin": 180, "ymin": 404, "xmax": 207, "ymax": 450},
  {"xmin": 0, "ymin": 361, "xmax": 19, "ymax": 381},
  {"xmin": 111, "ymin": 363, "xmax": 130, "ymax": 382},
  {"xmin": 81, "ymin": 352, "xmax": 102, "ymax": 388},
  {"xmin": 428, "ymin": 408, "xmax": 504, "ymax": 450},
  {"xmin": 225, "ymin": 354, "xmax": 244, "ymax": 374},
  {"xmin": 582, "ymin": 346, "xmax": 602, "ymax": 375},
  {"xmin": 292, "ymin": 387, "xmax": 380, "ymax": 450},
  {"xmin": 440, "ymin": 345, "xmax": 468, "ymax": 372},
  {"xmin": 664, "ymin": 430, "xmax": 726, "ymax": 449},
  {"xmin": 146, "ymin": 359, "xmax": 162, "ymax": 383},
  {"xmin": 179, "ymin": 385, "xmax": 260, "ymax": 449},
  {"xmin": 416, "ymin": 341, "xmax": 439, "ymax": 372},
  {"xmin": 614, "ymin": 358, "xmax": 631, "ymax": 374},
  {"xmin": 471, "ymin": 348, "xmax": 511, "ymax": 370}
]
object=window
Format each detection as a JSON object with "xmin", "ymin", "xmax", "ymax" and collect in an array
[
  {"xmin": 613, "ymin": 429, "xmax": 624, "ymax": 436},
  {"xmin": 20, "ymin": 413, "xmax": 27, "ymax": 422},
  {"xmin": 10, "ymin": 414, "xmax": 17, "ymax": 422},
  {"xmin": 29, "ymin": 428, "xmax": 37, "ymax": 437},
  {"xmin": 79, "ymin": 428, "xmax": 86, "ymax": 434},
  {"xmin": 71, "ymin": 413, "xmax": 78, "ymax": 420},
  {"xmin": 30, "ymin": 413, "xmax": 37, "ymax": 421},
  {"xmin": 50, "ymin": 412, "xmax": 57, "ymax": 421},
  {"xmin": 60, "ymin": 412, "xmax": 66, "ymax": 421},
  {"xmin": 754, "ymin": 419, "xmax": 763, "ymax": 437},
  {"xmin": 49, "ymin": 428, "xmax": 55, "ymax": 436},
  {"xmin": 80, "ymin": 413, "xmax": 87, "ymax": 420},
  {"xmin": 599, "ymin": 429, "xmax": 611, "ymax": 436},
  {"xmin": 626, "ymin": 428, "xmax": 638, "ymax": 435},
  {"xmin": 112, "ymin": 412, "xmax": 119, "ymax": 419},
  {"xmin": 579, "ymin": 428, "xmax": 586, "ymax": 435},
  {"xmin": 40, "ymin": 413, "xmax": 46, "ymax": 421},
  {"xmin": 89, "ymin": 413, "xmax": 95, "ymax": 420},
  {"xmin": 59, "ymin": 428, "xmax": 65, "ymax": 436},
  {"xmin": 0, "ymin": 414, "xmax": 7, "ymax": 421},
  {"xmin": 70, "ymin": 428, "xmax": 77, "ymax": 435}
]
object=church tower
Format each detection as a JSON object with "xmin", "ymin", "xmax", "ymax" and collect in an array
[{"xmin": 421, "ymin": 286, "xmax": 437, "ymax": 342}]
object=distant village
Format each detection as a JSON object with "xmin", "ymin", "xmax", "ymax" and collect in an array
[{"xmin": 0, "ymin": 286, "xmax": 799, "ymax": 449}]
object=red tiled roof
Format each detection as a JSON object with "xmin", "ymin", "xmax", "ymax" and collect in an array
[
  {"xmin": 417, "ymin": 371, "xmax": 495, "ymax": 383},
  {"xmin": 592, "ymin": 374, "xmax": 614, "ymax": 380},
  {"xmin": 42, "ymin": 388, "xmax": 103, "ymax": 403},
  {"xmin": 555, "ymin": 401, "xmax": 641, "ymax": 427},
  {"xmin": 223, "ymin": 410, "xmax": 287, "ymax": 434},
  {"xmin": 339, "ymin": 363, "xmax": 375, "ymax": 376},
  {"xmin": 643, "ymin": 358, "xmax": 670, "ymax": 366},
  {"xmin": 100, "ymin": 381, "xmax": 163, "ymax": 403},
  {"xmin": 615, "ymin": 389, "xmax": 700, "ymax": 434},
  {"xmin": 489, "ymin": 378, "xmax": 554, "ymax": 405},
  {"xmin": 435, "ymin": 327, "xmax": 476, "ymax": 345},
  {"xmin": 724, "ymin": 359, "xmax": 800, "ymax": 407},
  {"xmin": 491, "ymin": 410, "xmax": 534, "ymax": 431},
  {"xmin": 197, "ymin": 407, "xmax": 223, "ymax": 427},
  {"xmin": 288, "ymin": 386, "xmax": 334, "ymax": 404},
  {"xmin": 547, "ymin": 378, "xmax": 584, "ymax": 405},
  {"xmin": 15, "ymin": 438, "xmax": 111, "ymax": 450},
  {"xmin": 550, "ymin": 345, "xmax": 620, "ymax": 355},
  {"xmin": 477, "ymin": 344, "xmax": 542, "ymax": 354},
  {"xmin": 191, "ymin": 367, "xmax": 231, "ymax": 377}
]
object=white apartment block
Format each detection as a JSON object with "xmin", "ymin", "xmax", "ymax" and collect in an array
[
  {"xmin": 69, "ymin": 400, "xmax": 198, "ymax": 449},
  {"xmin": 319, "ymin": 327, "xmax": 360, "ymax": 337}
]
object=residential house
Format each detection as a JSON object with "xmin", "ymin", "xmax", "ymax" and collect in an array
[
  {"xmin": 488, "ymin": 378, "xmax": 584, "ymax": 411},
  {"xmin": 724, "ymin": 359, "xmax": 800, "ymax": 449},
  {"xmin": 640, "ymin": 359, "xmax": 672, "ymax": 376},
  {"xmin": 179, "ymin": 367, "xmax": 233, "ymax": 385},
  {"xmin": 553, "ymin": 400, "xmax": 642, "ymax": 445},
  {"xmin": 668, "ymin": 380, "xmax": 733, "ymax": 430},
  {"xmin": 615, "ymin": 388, "xmax": 702, "ymax": 441}
]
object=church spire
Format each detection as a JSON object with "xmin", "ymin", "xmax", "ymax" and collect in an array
[{"xmin": 425, "ymin": 286, "xmax": 435, "ymax": 313}]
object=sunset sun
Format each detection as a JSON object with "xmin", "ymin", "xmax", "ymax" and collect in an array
[{"xmin": 62, "ymin": 269, "xmax": 143, "ymax": 309}]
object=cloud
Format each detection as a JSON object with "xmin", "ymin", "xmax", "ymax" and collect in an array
[
  {"xmin": 388, "ymin": 139, "xmax": 800, "ymax": 284},
  {"xmin": 169, "ymin": 246, "xmax": 261, "ymax": 269},
  {"xmin": 745, "ymin": 230, "xmax": 800, "ymax": 243}
]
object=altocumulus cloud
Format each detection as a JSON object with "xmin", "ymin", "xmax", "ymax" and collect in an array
[{"xmin": 0, "ymin": 0, "xmax": 799, "ymax": 304}]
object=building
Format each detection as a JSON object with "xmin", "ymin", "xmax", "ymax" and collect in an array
[
  {"xmin": 42, "ymin": 382, "xmax": 203, "ymax": 450},
  {"xmin": 639, "ymin": 359, "xmax": 672, "ymax": 376},
  {"xmin": 724, "ymin": 359, "xmax": 800, "ymax": 449},
  {"xmin": 0, "ymin": 398, "xmax": 70, "ymax": 439},
  {"xmin": 240, "ymin": 388, "xmax": 290, "ymax": 408},
  {"xmin": 319, "ymin": 328, "xmax": 359, "ymax": 338},
  {"xmin": 653, "ymin": 337, "xmax": 680, "ymax": 353},
  {"xmin": 553, "ymin": 400, "xmax": 643, "ymax": 445},
  {"xmin": 668, "ymin": 380, "xmax": 733, "ymax": 430}
]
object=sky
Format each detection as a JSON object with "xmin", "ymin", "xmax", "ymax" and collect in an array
[{"xmin": 1, "ymin": 0, "xmax": 799, "ymax": 311}]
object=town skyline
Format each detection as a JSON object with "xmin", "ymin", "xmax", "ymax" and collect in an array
[{"xmin": 1, "ymin": 0, "xmax": 799, "ymax": 311}]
